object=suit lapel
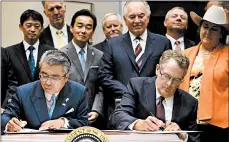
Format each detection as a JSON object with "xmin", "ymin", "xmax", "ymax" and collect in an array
[
  {"xmin": 67, "ymin": 25, "xmax": 73, "ymax": 42},
  {"xmin": 15, "ymin": 42, "xmax": 32, "ymax": 80},
  {"xmin": 122, "ymin": 33, "xmax": 139, "ymax": 72},
  {"xmin": 140, "ymin": 32, "xmax": 155, "ymax": 72},
  {"xmin": 52, "ymin": 81, "xmax": 72, "ymax": 119},
  {"xmin": 84, "ymin": 45, "xmax": 94, "ymax": 81},
  {"xmin": 44, "ymin": 27, "xmax": 54, "ymax": 47},
  {"xmin": 171, "ymin": 90, "xmax": 182, "ymax": 123},
  {"xmin": 30, "ymin": 82, "xmax": 49, "ymax": 123},
  {"xmin": 68, "ymin": 43, "xmax": 84, "ymax": 80},
  {"xmin": 144, "ymin": 77, "xmax": 157, "ymax": 115}
]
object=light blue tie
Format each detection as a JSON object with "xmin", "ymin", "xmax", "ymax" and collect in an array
[
  {"xmin": 48, "ymin": 95, "xmax": 56, "ymax": 119},
  {"xmin": 79, "ymin": 49, "xmax": 86, "ymax": 72}
]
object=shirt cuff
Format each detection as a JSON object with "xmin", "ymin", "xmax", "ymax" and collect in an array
[
  {"xmin": 128, "ymin": 119, "xmax": 139, "ymax": 130},
  {"xmin": 183, "ymin": 133, "xmax": 188, "ymax": 142},
  {"xmin": 60, "ymin": 117, "xmax": 69, "ymax": 128}
]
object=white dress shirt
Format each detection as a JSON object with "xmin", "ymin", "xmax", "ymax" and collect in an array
[
  {"xmin": 166, "ymin": 34, "xmax": 185, "ymax": 50},
  {"xmin": 49, "ymin": 24, "xmax": 69, "ymax": 48},
  {"xmin": 23, "ymin": 40, "xmax": 39, "ymax": 66}
]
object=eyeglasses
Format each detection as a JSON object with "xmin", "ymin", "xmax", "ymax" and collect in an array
[
  {"xmin": 39, "ymin": 73, "xmax": 65, "ymax": 83},
  {"xmin": 159, "ymin": 70, "xmax": 183, "ymax": 85}
]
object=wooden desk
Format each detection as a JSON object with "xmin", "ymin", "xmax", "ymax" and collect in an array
[{"xmin": 1, "ymin": 131, "xmax": 181, "ymax": 142}]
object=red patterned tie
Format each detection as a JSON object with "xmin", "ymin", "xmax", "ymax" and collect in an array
[
  {"xmin": 175, "ymin": 41, "xmax": 181, "ymax": 51},
  {"xmin": 135, "ymin": 37, "xmax": 143, "ymax": 70},
  {"xmin": 156, "ymin": 96, "xmax": 165, "ymax": 122}
]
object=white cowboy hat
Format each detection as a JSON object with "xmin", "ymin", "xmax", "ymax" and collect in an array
[{"xmin": 190, "ymin": 5, "xmax": 229, "ymax": 31}]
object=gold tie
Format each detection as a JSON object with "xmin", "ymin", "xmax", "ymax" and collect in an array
[{"xmin": 56, "ymin": 30, "xmax": 64, "ymax": 49}]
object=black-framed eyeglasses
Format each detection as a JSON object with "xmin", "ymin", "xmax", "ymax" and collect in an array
[
  {"xmin": 159, "ymin": 70, "xmax": 183, "ymax": 85},
  {"xmin": 39, "ymin": 73, "xmax": 66, "ymax": 83}
]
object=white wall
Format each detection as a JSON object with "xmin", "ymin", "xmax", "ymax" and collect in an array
[{"xmin": 1, "ymin": 1, "xmax": 125, "ymax": 47}]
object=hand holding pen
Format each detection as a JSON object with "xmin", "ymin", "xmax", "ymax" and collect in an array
[
  {"xmin": 149, "ymin": 112, "xmax": 165, "ymax": 131},
  {"xmin": 6, "ymin": 117, "xmax": 27, "ymax": 132}
]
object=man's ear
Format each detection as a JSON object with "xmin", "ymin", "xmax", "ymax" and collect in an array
[
  {"xmin": 155, "ymin": 64, "xmax": 160, "ymax": 75},
  {"xmin": 19, "ymin": 24, "xmax": 23, "ymax": 31}
]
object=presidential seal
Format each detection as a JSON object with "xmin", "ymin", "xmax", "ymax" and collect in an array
[{"xmin": 64, "ymin": 126, "xmax": 109, "ymax": 142}]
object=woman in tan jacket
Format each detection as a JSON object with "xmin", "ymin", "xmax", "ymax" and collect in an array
[{"xmin": 179, "ymin": 5, "xmax": 228, "ymax": 142}]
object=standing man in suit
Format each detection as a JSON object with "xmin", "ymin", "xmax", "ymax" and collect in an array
[
  {"xmin": 1, "ymin": 50, "xmax": 88, "ymax": 133},
  {"xmin": 2, "ymin": 9, "xmax": 53, "ymax": 108},
  {"xmin": 164, "ymin": 7, "xmax": 195, "ymax": 50},
  {"xmin": 40, "ymin": 1, "xmax": 73, "ymax": 49},
  {"xmin": 61, "ymin": 9, "xmax": 104, "ymax": 129},
  {"xmin": 110, "ymin": 50, "xmax": 200, "ymax": 142},
  {"xmin": 98, "ymin": 0, "xmax": 171, "ymax": 128},
  {"xmin": 94, "ymin": 13, "xmax": 123, "ymax": 52}
]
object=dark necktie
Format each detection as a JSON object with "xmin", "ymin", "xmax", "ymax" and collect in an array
[
  {"xmin": 156, "ymin": 96, "xmax": 165, "ymax": 122},
  {"xmin": 135, "ymin": 37, "xmax": 143, "ymax": 70},
  {"xmin": 28, "ymin": 46, "xmax": 35, "ymax": 79}
]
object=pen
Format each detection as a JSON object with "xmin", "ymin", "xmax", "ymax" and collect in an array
[{"xmin": 149, "ymin": 112, "xmax": 164, "ymax": 131}]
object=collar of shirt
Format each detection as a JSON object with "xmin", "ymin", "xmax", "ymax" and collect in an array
[
  {"xmin": 49, "ymin": 23, "xmax": 68, "ymax": 37},
  {"xmin": 45, "ymin": 92, "xmax": 59, "ymax": 102},
  {"xmin": 71, "ymin": 40, "xmax": 88, "ymax": 58},
  {"xmin": 166, "ymin": 34, "xmax": 185, "ymax": 50},
  {"xmin": 23, "ymin": 40, "xmax": 39, "ymax": 66},
  {"xmin": 155, "ymin": 82, "xmax": 174, "ymax": 122},
  {"xmin": 129, "ymin": 30, "xmax": 147, "ymax": 52},
  {"xmin": 23, "ymin": 40, "xmax": 39, "ymax": 51}
]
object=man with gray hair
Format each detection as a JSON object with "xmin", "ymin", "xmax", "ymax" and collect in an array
[
  {"xmin": 110, "ymin": 50, "xmax": 200, "ymax": 142},
  {"xmin": 94, "ymin": 13, "xmax": 123, "ymax": 52},
  {"xmin": 164, "ymin": 7, "xmax": 195, "ymax": 50},
  {"xmin": 1, "ymin": 50, "xmax": 88, "ymax": 133},
  {"xmin": 40, "ymin": 1, "xmax": 73, "ymax": 49},
  {"xmin": 99, "ymin": 0, "xmax": 171, "ymax": 129}
]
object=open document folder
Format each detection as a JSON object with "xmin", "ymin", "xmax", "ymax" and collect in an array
[{"xmin": 4, "ymin": 128, "xmax": 75, "ymax": 134}]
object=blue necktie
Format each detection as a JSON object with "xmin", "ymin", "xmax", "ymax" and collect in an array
[
  {"xmin": 79, "ymin": 49, "xmax": 86, "ymax": 72},
  {"xmin": 48, "ymin": 95, "xmax": 56, "ymax": 119},
  {"xmin": 28, "ymin": 46, "xmax": 35, "ymax": 79}
]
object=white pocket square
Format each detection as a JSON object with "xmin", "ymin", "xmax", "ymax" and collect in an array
[
  {"xmin": 65, "ymin": 108, "xmax": 74, "ymax": 114},
  {"xmin": 90, "ymin": 66, "xmax": 99, "ymax": 69}
]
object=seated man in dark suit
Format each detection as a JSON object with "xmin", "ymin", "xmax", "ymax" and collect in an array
[
  {"xmin": 164, "ymin": 7, "xmax": 195, "ymax": 50},
  {"xmin": 110, "ymin": 50, "xmax": 200, "ymax": 142},
  {"xmin": 1, "ymin": 50, "xmax": 88, "ymax": 133},
  {"xmin": 39, "ymin": 1, "xmax": 73, "ymax": 49},
  {"xmin": 2, "ymin": 9, "xmax": 53, "ymax": 108}
]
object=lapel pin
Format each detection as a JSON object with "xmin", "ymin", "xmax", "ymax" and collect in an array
[
  {"xmin": 62, "ymin": 103, "xmax": 66, "ymax": 106},
  {"xmin": 65, "ymin": 98, "xmax": 69, "ymax": 102},
  {"xmin": 92, "ymin": 51, "xmax": 94, "ymax": 56}
]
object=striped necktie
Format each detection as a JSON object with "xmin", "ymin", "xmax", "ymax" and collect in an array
[
  {"xmin": 28, "ymin": 46, "xmax": 35, "ymax": 79},
  {"xmin": 135, "ymin": 37, "xmax": 143, "ymax": 70}
]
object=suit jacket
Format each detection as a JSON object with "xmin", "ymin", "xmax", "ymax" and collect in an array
[
  {"xmin": 39, "ymin": 25, "xmax": 73, "ymax": 48},
  {"xmin": 93, "ymin": 39, "xmax": 107, "ymax": 52},
  {"xmin": 2, "ymin": 42, "xmax": 54, "ymax": 108},
  {"xmin": 98, "ymin": 31, "xmax": 171, "ymax": 127},
  {"xmin": 184, "ymin": 38, "xmax": 195, "ymax": 49},
  {"xmin": 180, "ymin": 43, "xmax": 228, "ymax": 128},
  {"xmin": 1, "ymin": 80, "xmax": 88, "ymax": 132},
  {"xmin": 110, "ymin": 77, "xmax": 199, "ymax": 142},
  {"xmin": 61, "ymin": 42, "xmax": 104, "ymax": 116}
]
